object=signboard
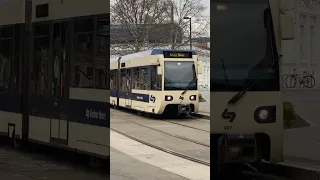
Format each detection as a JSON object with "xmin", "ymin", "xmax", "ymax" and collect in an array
[{"xmin": 163, "ymin": 51, "xmax": 193, "ymax": 58}]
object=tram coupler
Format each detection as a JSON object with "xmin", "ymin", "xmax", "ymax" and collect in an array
[
  {"xmin": 217, "ymin": 133, "xmax": 258, "ymax": 172},
  {"xmin": 177, "ymin": 104, "xmax": 191, "ymax": 115}
]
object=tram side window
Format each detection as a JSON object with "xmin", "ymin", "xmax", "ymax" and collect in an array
[
  {"xmin": 150, "ymin": 66, "xmax": 158, "ymax": 90},
  {"xmin": 0, "ymin": 26, "xmax": 14, "ymax": 92},
  {"xmin": 150, "ymin": 65, "xmax": 162, "ymax": 90},
  {"xmin": 114, "ymin": 70, "xmax": 118, "ymax": 90},
  {"xmin": 139, "ymin": 67, "xmax": 148, "ymax": 90},
  {"xmin": 110, "ymin": 70, "xmax": 117, "ymax": 90},
  {"xmin": 157, "ymin": 71, "xmax": 162, "ymax": 90},
  {"xmin": 132, "ymin": 67, "xmax": 148, "ymax": 90},
  {"xmin": 110, "ymin": 70, "xmax": 114, "ymax": 90},
  {"xmin": 32, "ymin": 23, "xmax": 50, "ymax": 95},
  {"xmin": 132, "ymin": 68, "xmax": 139, "ymax": 89},
  {"xmin": 96, "ymin": 18, "xmax": 109, "ymax": 89},
  {"xmin": 71, "ymin": 18, "xmax": 94, "ymax": 88},
  {"xmin": 13, "ymin": 25, "xmax": 22, "ymax": 92},
  {"xmin": 120, "ymin": 69, "xmax": 126, "ymax": 91}
]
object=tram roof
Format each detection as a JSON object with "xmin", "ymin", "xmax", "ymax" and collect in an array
[{"xmin": 110, "ymin": 49, "xmax": 197, "ymax": 63}]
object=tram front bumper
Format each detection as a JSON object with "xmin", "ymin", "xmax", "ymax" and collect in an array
[
  {"xmin": 218, "ymin": 134, "xmax": 258, "ymax": 164},
  {"xmin": 177, "ymin": 104, "xmax": 192, "ymax": 115}
]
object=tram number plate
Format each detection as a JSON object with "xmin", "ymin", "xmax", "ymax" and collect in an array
[{"xmin": 224, "ymin": 126, "xmax": 232, "ymax": 130}]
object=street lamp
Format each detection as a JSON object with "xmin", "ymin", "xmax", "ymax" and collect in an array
[{"xmin": 183, "ymin": 16, "xmax": 192, "ymax": 50}]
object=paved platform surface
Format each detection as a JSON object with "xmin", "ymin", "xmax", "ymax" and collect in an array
[
  {"xmin": 199, "ymin": 91, "xmax": 210, "ymax": 116},
  {"xmin": 282, "ymin": 90, "xmax": 320, "ymax": 169},
  {"xmin": 0, "ymin": 143, "xmax": 201, "ymax": 180},
  {"xmin": 111, "ymin": 147, "xmax": 192, "ymax": 180},
  {"xmin": 0, "ymin": 145, "xmax": 108, "ymax": 180},
  {"xmin": 111, "ymin": 109, "xmax": 210, "ymax": 164},
  {"xmin": 110, "ymin": 130, "xmax": 210, "ymax": 180}
]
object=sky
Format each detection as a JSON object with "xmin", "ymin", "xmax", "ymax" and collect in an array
[
  {"xmin": 202, "ymin": 0, "xmax": 210, "ymax": 17},
  {"xmin": 201, "ymin": 0, "xmax": 210, "ymax": 37}
]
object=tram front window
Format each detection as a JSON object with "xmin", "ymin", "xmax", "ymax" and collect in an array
[
  {"xmin": 211, "ymin": 0, "xmax": 280, "ymax": 92},
  {"xmin": 164, "ymin": 61, "xmax": 197, "ymax": 90}
]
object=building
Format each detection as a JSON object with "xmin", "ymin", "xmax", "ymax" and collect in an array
[
  {"xmin": 192, "ymin": 37, "xmax": 210, "ymax": 49},
  {"xmin": 281, "ymin": 0, "xmax": 320, "ymax": 89}
]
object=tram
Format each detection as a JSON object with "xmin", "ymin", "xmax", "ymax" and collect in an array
[
  {"xmin": 210, "ymin": 0, "xmax": 294, "ymax": 176},
  {"xmin": 110, "ymin": 49, "xmax": 202, "ymax": 116},
  {"xmin": 0, "ymin": 0, "xmax": 110, "ymax": 163}
]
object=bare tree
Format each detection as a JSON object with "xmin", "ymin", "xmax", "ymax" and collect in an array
[
  {"xmin": 111, "ymin": 0, "xmax": 209, "ymax": 56},
  {"xmin": 170, "ymin": 0, "xmax": 210, "ymax": 49},
  {"xmin": 111, "ymin": 0, "xmax": 171, "ymax": 53}
]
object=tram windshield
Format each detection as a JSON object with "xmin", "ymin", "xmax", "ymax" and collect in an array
[
  {"xmin": 164, "ymin": 61, "xmax": 197, "ymax": 90},
  {"xmin": 211, "ymin": 0, "xmax": 280, "ymax": 92}
]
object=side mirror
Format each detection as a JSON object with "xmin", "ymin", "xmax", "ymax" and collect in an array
[
  {"xmin": 280, "ymin": 15, "xmax": 294, "ymax": 40},
  {"xmin": 157, "ymin": 66, "xmax": 162, "ymax": 75},
  {"xmin": 197, "ymin": 63, "xmax": 203, "ymax": 74}
]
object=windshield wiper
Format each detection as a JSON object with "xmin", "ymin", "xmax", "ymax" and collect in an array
[
  {"xmin": 228, "ymin": 8, "xmax": 277, "ymax": 105},
  {"xmin": 182, "ymin": 77, "xmax": 197, "ymax": 95},
  {"xmin": 221, "ymin": 57, "xmax": 229, "ymax": 85},
  {"xmin": 228, "ymin": 67, "xmax": 273, "ymax": 104},
  {"xmin": 182, "ymin": 64, "xmax": 197, "ymax": 95},
  {"xmin": 164, "ymin": 77, "xmax": 179, "ymax": 89}
]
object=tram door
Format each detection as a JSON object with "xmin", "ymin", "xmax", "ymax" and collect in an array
[
  {"xmin": 50, "ymin": 21, "xmax": 70, "ymax": 145},
  {"xmin": 125, "ymin": 69, "xmax": 132, "ymax": 107}
]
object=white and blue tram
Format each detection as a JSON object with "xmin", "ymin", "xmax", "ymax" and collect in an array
[
  {"xmin": 110, "ymin": 49, "xmax": 202, "ymax": 116},
  {"xmin": 0, "ymin": 0, "xmax": 110, "ymax": 163},
  {"xmin": 211, "ymin": 0, "xmax": 295, "ymax": 177}
]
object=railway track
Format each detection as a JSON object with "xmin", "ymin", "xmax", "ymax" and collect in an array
[
  {"xmin": 110, "ymin": 127, "xmax": 210, "ymax": 167},
  {"xmin": 110, "ymin": 108, "xmax": 210, "ymax": 166},
  {"xmin": 162, "ymin": 118, "xmax": 210, "ymax": 133},
  {"xmin": 113, "ymin": 115, "xmax": 209, "ymax": 147},
  {"xmin": 111, "ymin": 109, "xmax": 304, "ymax": 180}
]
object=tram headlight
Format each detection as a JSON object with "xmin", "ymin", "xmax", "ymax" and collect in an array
[
  {"xmin": 189, "ymin": 95, "xmax": 196, "ymax": 101},
  {"xmin": 165, "ymin": 95, "xmax": 173, "ymax": 101},
  {"xmin": 258, "ymin": 109, "xmax": 269, "ymax": 120},
  {"xmin": 254, "ymin": 105, "xmax": 276, "ymax": 124}
]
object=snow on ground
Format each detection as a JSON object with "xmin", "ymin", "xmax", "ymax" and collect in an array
[{"xmin": 110, "ymin": 44, "xmax": 210, "ymax": 64}]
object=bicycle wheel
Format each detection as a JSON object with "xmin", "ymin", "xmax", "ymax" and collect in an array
[
  {"xmin": 303, "ymin": 75, "xmax": 316, "ymax": 88},
  {"xmin": 284, "ymin": 75, "xmax": 296, "ymax": 88}
]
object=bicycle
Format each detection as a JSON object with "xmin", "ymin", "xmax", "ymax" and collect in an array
[{"xmin": 283, "ymin": 68, "xmax": 316, "ymax": 88}]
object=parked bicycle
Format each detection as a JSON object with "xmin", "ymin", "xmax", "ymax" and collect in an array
[
  {"xmin": 283, "ymin": 68, "xmax": 316, "ymax": 88},
  {"xmin": 199, "ymin": 84, "xmax": 209, "ymax": 90}
]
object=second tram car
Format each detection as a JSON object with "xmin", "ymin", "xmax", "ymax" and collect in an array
[
  {"xmin": 211, "ymin": 0, "xmax": 294, "ymax": 176},
  {"xmin": 0, "ymin": 0, "xmax": 110, "ymax": 163},
  {"xmin": 110, "ymin": 49, "xmax": 202, "ymax": 116}
]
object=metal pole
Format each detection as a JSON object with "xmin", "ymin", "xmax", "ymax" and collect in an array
[
  {"xmin": 170, "ymin": 0, "xmax": 174, "ymax": 49},
  {"xmin": 22, "ymin": 0, "xmax": 32, "ymax": 144},
  {"xmin": 189, "ymin": 18, "xmax": 192, "ymax": 50}
]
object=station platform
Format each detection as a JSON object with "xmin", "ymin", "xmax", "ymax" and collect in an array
[{"xmin": 198, "ymin": 91, "xmax": 210, "ymax": 118}]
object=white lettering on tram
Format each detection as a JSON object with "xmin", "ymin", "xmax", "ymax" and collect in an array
[
  {"xmin": 85, "ymin": 108, "xmax": 106, "ymax": 120},
  {"xmin": 137, "ymin": 96, "xmax": 143, "ymax": 100}
]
